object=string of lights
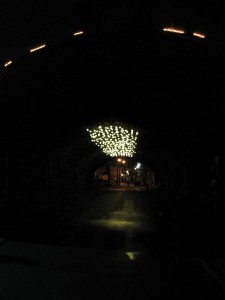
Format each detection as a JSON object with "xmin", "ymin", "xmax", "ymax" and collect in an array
[
  {"xmin": 1, "ymin": 26, "xmax": 207, "ymax": 70},
  {"xmin": 2, "ymin": 30, "xmax": 84, "ymax": 69},
  {"xmin": 86, "ymin": 125, "xmax": 139, "ymax": 157}
]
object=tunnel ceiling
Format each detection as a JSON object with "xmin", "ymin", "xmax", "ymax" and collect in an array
[{"xmin": 1, "ymin": 29, "xmax": 225, "ymax": 166}]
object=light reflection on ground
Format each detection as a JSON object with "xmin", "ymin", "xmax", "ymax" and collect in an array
[
  {"xmin": 125, "ymin": 251, "xmax": 141, "ymax": 261},
  {"xmin": 88, "ymin": 199, "xmax": 147, "ymax": 231},
  {"xmin": 86, "ymin": 199, "xmax": 150, "ymax": 260}
]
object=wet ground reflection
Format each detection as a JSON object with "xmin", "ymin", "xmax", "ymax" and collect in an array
[
  {"xmin": 87, "ymin": 199, "xmax": 148, "ymax": 231},
  {"xmin": 86, "ymin": 198, "xmax": 151, "ymax": 259},
  {"xmin": 125, "ymin": 251, "xmax": 141, "ymax": 261}
]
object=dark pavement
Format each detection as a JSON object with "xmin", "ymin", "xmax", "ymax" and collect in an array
[{"xmin": 1, "ymin": 186, "xmax": 225, "ymax": 299}]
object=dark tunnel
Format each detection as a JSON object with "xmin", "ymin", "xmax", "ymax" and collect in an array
[
  {"xmin": 2, "ymin": 2, "xmax": 225, "ymax": 298},
  {"xmin": 0, "ymin": 28, "xmax": 225, "ymax": 226}
]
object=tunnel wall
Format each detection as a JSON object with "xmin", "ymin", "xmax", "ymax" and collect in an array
[
  {"xmin": 1, "ymin": 146, "xmax": 224, "ymax": 220},
  {"xmin": 7, "ymin": 139, "xmax": 105, "ymax": 207}
]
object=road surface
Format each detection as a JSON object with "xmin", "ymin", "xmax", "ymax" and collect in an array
[{"xmin": 1, "ymin": 188, "xmax": 225, "ymax": 299}]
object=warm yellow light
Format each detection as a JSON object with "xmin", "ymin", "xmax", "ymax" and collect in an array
[
  {"xmin": 73, "ymin": 31, "xmax": 84, "ymax": 36},
  {"xmin": 86, "ymin": 124, "xmax": 138, "ymax": 157},
  {"xmin": 29, "ymin": 44, "xmax": 46, "ymax": 53},
  {"xmin": 193, "ymin": 32, "xmax": 205, "ymax": 39},
  {"xmin": 163, "ymin": 27, "xmax": 185, "ymax": 34},
  {"xmin": 117, "ymin": 158, "xmax": 122, "ymax": 162},
  {"xmin": 4, "ymin": 60, "xmax": 12, "ymax": 67},
  {"xmin": 125, "ymin": 251, "xmax": 141, "ymax": 261}
]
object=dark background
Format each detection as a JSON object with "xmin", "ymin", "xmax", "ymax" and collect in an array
[
  {"xmin": 0, "ymin": 1, "xmax": 225, "ymax": 200},
  {"xmin": 1, "ymin": 1, "xmax": 225, "ymax": 62}
]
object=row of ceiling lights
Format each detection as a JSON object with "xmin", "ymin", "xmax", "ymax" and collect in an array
[
  {"xmin": 2, "ymin": 30, "xmax": 84, "ymax": 69},
  {"xmin": 163, "ymin": 27, "xmax": 206, "ymax": 39},
  {"xmin": 2, "ymin": 27, "xmax": 205, "ymax": 69}
]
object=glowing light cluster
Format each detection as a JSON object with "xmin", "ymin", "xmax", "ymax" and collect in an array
[{"xmin": 86, "ymin": 125, "xmax": 139, "ymax": 157}]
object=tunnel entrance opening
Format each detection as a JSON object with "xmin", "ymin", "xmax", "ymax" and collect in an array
[
  {"xmin": 94, "ymin": 158, "xmax": 156, "ymax": 190},
  {"xmin": 0, "ymin": 28, "xmax": 225, "ymax": 242}
]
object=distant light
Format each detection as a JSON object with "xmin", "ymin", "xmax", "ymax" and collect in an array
[
  {"xmin": 29, "ymin": 44, "xmax": 46, "ymax": 53},
  {"xmin": 163, "ymin": 27, "xmax": 185, "ymax": 34},
  {"xmin": 4, "ymin": 60, "xmax": 12, "ymax": 67},
  {"xmin": 193, "ymin": 32, "xmax": 206, "ymax": 39},
  {"xmin": 135, "ymin": 162, "xmax": 141, "ymax": 169},
  {"xmin": 73, "ymin": 31, "xmax": 84, "ymax": 36}
]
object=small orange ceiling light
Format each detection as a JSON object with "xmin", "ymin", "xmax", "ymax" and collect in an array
[
  {"xmin": 193, "ymin": 32, "xmax": 206, "ymax": 39},
  {"xmin": 29, "ymin": 44, "xmax": 46, "ymax": 53},
  {"xmin": 163, "ymin": 27, "xmax": 185, "ymax": 34},
  {"xmin": 73, "ymin": 30, "xmax": 84, "ymax": 36},
  {"xmin": 4, "ymin": 60, "xmax": 13, "ymax": 67}
]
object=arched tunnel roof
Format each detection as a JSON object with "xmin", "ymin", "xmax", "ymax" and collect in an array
[{"xmin": 0, "ymin": 28, "xmax": 225, "ymax": 171}]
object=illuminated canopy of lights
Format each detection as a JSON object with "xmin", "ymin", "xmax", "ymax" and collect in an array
[
  {"xmin": 86, "ymin": 125, "xmax": 139, "ymax": 157},
  {"xmin": 163, "ymin": 27, "xmax": 185, "ymax": 34}
]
